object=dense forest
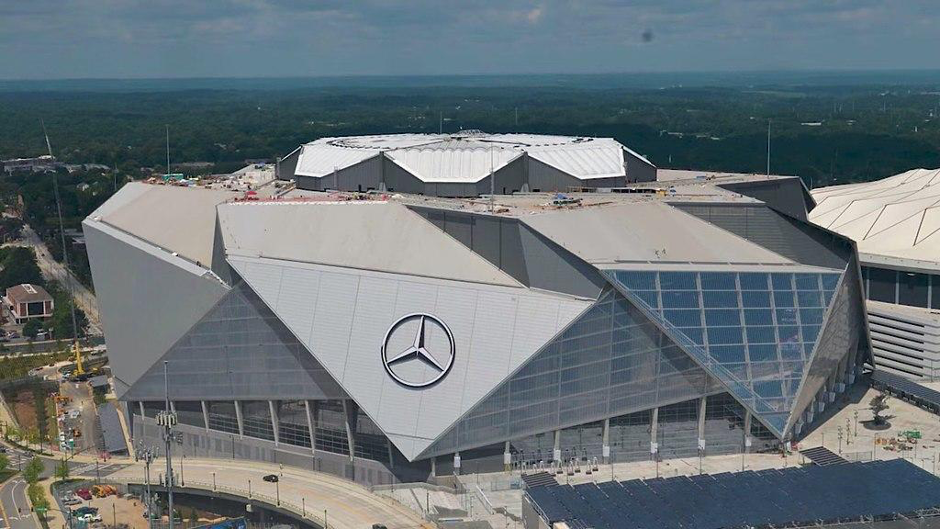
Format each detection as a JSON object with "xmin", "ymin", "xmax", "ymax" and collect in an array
[{"xmin": 0, "ymin": 75, "xmax": 937, "ymax": 187}]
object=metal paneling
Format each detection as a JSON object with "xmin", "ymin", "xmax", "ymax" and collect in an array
[
  {"xmin": 719, "ymin": 179, "xmax": 809, "ymax": 220},
  {"xmin": 83, "ymin": 220, "xmax": 228, "ymax": 396},
  {"xmin": 227, "ymin": 255, "xmax": 591, "ymax": 461}
]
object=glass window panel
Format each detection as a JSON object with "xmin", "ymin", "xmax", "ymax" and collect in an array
[
  {"xmin": 781, "ymin": 343, "xmax": 804, "ymax": 360},
  {"xmin": 773, "ymin": 291, "xmax": 795, "ymax": 307},
  {"xmin": 898, "ymin": 272, "xmax": 929, "ymax": 308},
  {"xmin": 794, "ymin": 274, "xmax": 820, "ymax": 290},
  {"xmin": 705, "ymin": 309, "xmax": 741, "ymax": 326},
  {"xmin": 710, "ymin": 345, "xmax": 746, "ymax": 363},
  {"xmin": 771, "ymin": 274, "xmax": 793, "ymax": 290},
  {"xmin": 796, "ymin": 290, "xmax": 822, "ymax": 308},
  {"xmin": 739, "ymin": 273, "xmax": 769, "ymax": 290},
  {"xmin": 702, "ymin": 291, "xmax": 738, "ymax": 309},
  {"xmin": 707, "ymin": 327, "xmax": 743, "ymax": 345},
  {"xmin": 753, "ymin": 380, "xmax": 784, "ymax": 398},
  {"xmin": 677, "ymin": 327, "xmax": 704, "ymax": 345},
  {"xmin": 659, "ymin": 272, "xmax": 697, "ymax": 290},
  {"xmin": 700, "ymin": 272, "xmax": 736, "ymax": 290},
  {"xmin": 775, "ymin": 308, "xmax": 799, "ymax": 325},
  {"xmin": 742, "ymin": 291, "xmax": 771, "ymax": 308},
  {"xmin": 661, "ymin": 291, "xmax": 699, "ymax": 309},
  {"xmin": 821, "ymin": 274, "xmax": 840, "ymax": 291},
  {"xmin": 633, "ymin": 291, "xmax": 659, "ymax": 309},
  {"xmin": 723, "ymin": 363, "xmax": 749, "ymax": 379},
  {"xmin": 802, "ymin": 324, "xmax": 822, "ymax": 343},
  {"xmin": 867, "ymin": 267, "xmax": 896, "ymax": 303},
  {"xmin": 743, "ymin": 309, "xmax": 773, "ymax": 326},
  {"xmin": 663, "ymin": 309, "xmax": 702, "ymax": 327},
  {"xmin": 748, "ymin": 344, "xmax": 778, "ymax": 362},
  {"xmin": 799, "ymin": 308, "xmax": 824, "ymax": 325},
  {"xmin": 746, "ymin": 326, "xmax": 776, "ymax": 344},
  {"xmin": 823, "ymin": 289, "xmax": 835, "ymax": 306},
  {"xmin": 616, "ymin": 271, "xmax": 656, "ymax": 290},
  {"xmin": 778, "ymin": 325, "xmax": 801, "ymax": 343}
]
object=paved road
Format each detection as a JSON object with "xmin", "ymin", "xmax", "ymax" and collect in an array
[
  {"xmin": 18, "ymin": 223, "xmax": 101, "ymax": 336},
  {"xmin": 102, "ymin": 458, "xmax": 430, "ymax": 529},
  {"xmin": 0, "ymin": 448, "xmax": 50, "ymax": 529}
]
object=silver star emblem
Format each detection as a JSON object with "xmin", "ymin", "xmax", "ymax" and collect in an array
[{"xmin": 381, "ymin": 313, "xmax": 455, "ymax": 388}]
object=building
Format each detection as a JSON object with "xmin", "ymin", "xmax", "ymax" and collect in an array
[
  {"xmin": 278, "ymin": 132, "xmax": 657, "ymax": 197},
  {"xmin": 84, "ymin": 144, "xmax": 868, "ymax": 487},
  {"xmin": 1, "ymin": 155, "xmax": 58, "ymax": 173},
  {"xmin": 809, "ymin": 168, "xmax": 939, "ymax": 380},
  {"xmin": 4, "ymin": 284, "xmax": 54, "ymax": 324}
]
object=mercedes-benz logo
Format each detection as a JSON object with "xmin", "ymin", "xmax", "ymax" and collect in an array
[{"xmin": 381, "ymin": 313, "xmax": 455, "ymax": 388}]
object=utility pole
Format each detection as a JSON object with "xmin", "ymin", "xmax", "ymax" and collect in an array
[
  {"xmin": 166, "ymin": 125, "xmax": 171, "ymax": 177},
  {"xmin": 41, "ymin": 121, "xmax": 80, "ymax": 362},
  {"xmin": 766, "ymin": 119, "xmax": 771, "ymax": 177},
  {"xmin": 156, "ymin": 361, "xmax": 177, "ymax": 529},
  {"xmin": 136, "ymin": 444, "xmax": 156, "ymax": 529},
  {"xmin": 489, "ymin": 146, "xmax": 495, "ymax": 213}
]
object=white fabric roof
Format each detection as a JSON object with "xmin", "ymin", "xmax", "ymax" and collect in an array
[
  {"xmin": 292, "ymin": 132, "xmax": 634, "ymax": 183},
  {"xmin": 809, "ymin": 168, "xmax": 939, "ymax": 265}
]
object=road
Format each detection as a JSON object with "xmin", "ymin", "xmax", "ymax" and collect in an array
[
  {"xmin": 18, "ymin": 223, "xmax": 101, "ymax": 336},
  {"xmin": 0, "ymin": 447, "xmax": 53, "ymax": 529}
]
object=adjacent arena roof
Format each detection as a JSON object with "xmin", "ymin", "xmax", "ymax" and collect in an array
[
  {"xmin": 809, "ymin": 168, "xmax": 939, "ymax": 269},
  {"xmin": 291, "ymin": 131, "xmax": 651, "ymax": 183}
]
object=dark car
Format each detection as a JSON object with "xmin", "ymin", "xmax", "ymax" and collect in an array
[{"xmin": 262, "ymin": 474, "xmax": 278, "ymax": 483}]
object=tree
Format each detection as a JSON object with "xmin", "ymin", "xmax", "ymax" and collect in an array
[
  {"xmin": 54, "ymin": 458, "xmax": 69, "ymax": 481},
  {"xmin": 0, "ymin": 247, "xmax": 44, "ymax": 291},
  {"xmin": 870, "ymin": 393, "xmax": 891, "ymax": 426},
  {"xmin": 23, "ymin": 456, "xmax": 44, "ymax": 484},
  {"xmin": 23, "ymin": 319, "xmax": 41, "ymax": 340},
  {"xmin": 0, "ymin": 452, "xmax": 9, "ymax": 473}
]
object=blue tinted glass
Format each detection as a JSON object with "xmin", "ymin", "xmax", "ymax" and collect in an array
[
  {"xmin": 746, "ymin": 326, "xmax": 776, "ymax": 344},
  {"xmin": 773, "ymin": 291, "xmax": 795, "ymax": 307},
  {"xmin": 775, "ymin": 308, "xmax": 799, "ymax": 325},
  {"xmin": 742, "ymin": 291, "xmax": 771, "ymax": 308},
  {"xmin": 661, "ymin": 291, "xmax": 699, "ymax": 309},
  {"xmin": 802, "ymin": 324, "xmax": 822, "ymax": 343},
  {"xmin": 702, "ymin": 290, "xmax": 739, "ymax": 308},
  {"xmin": 705, "ymin": 309, "xmax": 741, "ymax": 326},
  {"xmin": 781, "ymin": 343, "xmax": 804, "ymax": 360},
  {"xmin": 778, "ymin": 326, "xmax": 801, "ymax": 342},
  {"xmin": 743, "ymin": 309, "xmax": 773, "ymax": 325},
  {"xmin": 707, "ymin": 327, "xmax": 743, "ymax": 345},
  {"xmin": 739, "ymin": 273, "xmax": 769, "ymax": 290},
  {"xmin": 663, "ymin": 309, "xmax": 701, "ymax": 327},
  {"xmin": 803, "ymin": 342, "xmax": 816, "ymax": 355},
  {"xmin": 633, "ymin": 291, "xmax": 659, "ymax": 309},
  {"xmin": 659, "ymin": 272, "xmax": 697, "ymax": 290},
  {"xmin": 711, "ymin": 345, "xmax": 746, "ymax": 363},
  {"xmin": 678, "ymin": 327, "xmax": 704, "ymax": 345},
  {"xmin": 724, "ymin": 363, "xmax": 749, "ymax": 379},
  {"xmin": 748, "ymin": 344, "xmax": 779, "ymax": 362},
  {"xmin": 794, "ymin": 274, "xmax": 820, "ymax": 290},
  {"xmin": 823, "ymin": 289, "xmax": 835, "ymax": 306},
  {"xmin": 616, "ymin": 271, "xmax": 656, "ymax": 290},
  {"xmin": 754, "ymin": 380, "xmax": 784, "ymax": 398},
  {"xmin": 821, "ymin": 274, "xmax": 840, "ymax": 290},
  {"xmin": 796, "ymin": 291, "xmax": 822, "ymax": 307},
  {"xmin": 800, "ymin": 308, "xmax": 824, "ymax": 325},
  {"xmin": 771, "ymin": 274, "xmax": 793, "ymax": 290},
  {"xmin": 700, "ymin": 272, "xmax": 736, "ymax": 290}
]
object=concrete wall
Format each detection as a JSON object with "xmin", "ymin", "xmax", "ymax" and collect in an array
[
  {"xmin": 277, "ymin": 147, "xmax": 300, "ymax": 181},
  {"xmin": 719, "ymin": 178, "xmax": 810, "ymax": 220},
  {"xmin": 624, "ymin": 149, "xmax": 657, "ymax": 183}
]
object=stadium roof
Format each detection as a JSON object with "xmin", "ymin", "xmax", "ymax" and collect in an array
[
  {"xmin": 292, "ymin": 132, "xmax": 649, "ymax": 182},
  {"xmin": 809, "ymin": 168, "xmax": 939, "ymax": 268}
]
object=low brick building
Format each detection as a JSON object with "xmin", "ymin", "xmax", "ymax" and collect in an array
[{"xmin": 4, "ymin": 283, "xmax": 53, "ymax": 324}]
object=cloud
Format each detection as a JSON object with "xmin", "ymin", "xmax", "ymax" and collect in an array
[{"xmin": 0, "ymin": 0, "xmax": 937, "ymax": 79}]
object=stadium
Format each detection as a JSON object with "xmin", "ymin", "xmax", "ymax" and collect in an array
[
  {"xmin": 278, "ymin": 132, "xmax": 658, "ymax": 196},
  {"xmin": 84, "ymin": 136, "xmax": 871, "ymax": 486},
  {"xmin": 809, "ymin": 169, "xmax": 939, "ymax": 380}
]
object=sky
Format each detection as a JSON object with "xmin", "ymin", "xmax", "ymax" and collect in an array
[{"xmin": 0, "ymin": 0, "xmax": 938, "ymax": 80}]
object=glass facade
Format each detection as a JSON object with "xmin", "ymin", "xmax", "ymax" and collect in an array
[
  {"xmin": 608, "ymin": 269, "xmax": 841, "ymax": 435},
  {"xmin": 862, "ymin": 265, "xmax": 938, "ymax": 309},
  {"xmin": 276, "ymin": 400, "xmax": 311, "ymax": 448},
  {"xmin": 175, "ymin": 401, "xmax": 205, "ymax": 428},
  {"xmin": 314, "ymin": 400, "xmax": 350, "ymax": 456},
  {"xmin": 609, "ymin": 409, "xmax": 653, "ymax": 462},
  {"xmin": 207, "ymin": 401, "xmax": 239, "ymax": 434},
  {"xmin": 656, "ymin": 399, "xmax": 700, "ymax": 459},
  {"xmin": 422, "ymin": 287, "xmax": 716, "ymax": 459}
]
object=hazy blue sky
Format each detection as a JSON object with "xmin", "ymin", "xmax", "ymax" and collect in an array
[{"xmin": 1, "ymin": 0, "xmax": 937, "ymax": 80}]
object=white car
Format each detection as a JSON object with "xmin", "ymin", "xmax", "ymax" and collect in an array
[
  {"xmin": 69, "ymin": 410, "xmax": 81, "ymax": 419},
  {"xmin": 78, "ymin": 514, "xmax": 102, "ymax": 523}
]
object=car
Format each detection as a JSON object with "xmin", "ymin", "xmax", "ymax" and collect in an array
[
  {"xmin": 61, "ymin": 496, "xmax": 82, "ymax": 506},
  {"xmin": 75, "ymin": 489, "xmax": 92, "ymax": 501},
  {"xmin": 7, "ymin": 331, "xmax": 18, "ymax": 339},
  {"xmin": 77, "ymin": 513, "xmax": 102, "ymax": 523},
  {"xmin": 69, "ymin": 410, "xmax": 81, "ymax": 419},
  {"xmin": 262, "ymin": 474, "xmax": 279, "ymax": 483},
  {"xmin": 73, "ymin": 506, "xmax": 98, "ymax": 516},
  {"xmin": 0, "ymin": 447, "xmax": 6, "ymax": 454}
]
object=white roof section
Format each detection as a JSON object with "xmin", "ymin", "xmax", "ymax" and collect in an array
[
  {"xmin": 522, "ymin": 202, "xmax": 794, "ymax": 265},
  {"xmin": 216, "ymin": 201, "xmax": 522, "ymax": 287},
  {"xmin": 94, "ymin": 183, "xmax": 236, "ymax": 265},
  {"xmin": 810, "ymin": 168, "xmax": 939, "ymax": 266},
  {"xmin": 292, "ymin": 132, "xmax": 636, "ymax": 183}
]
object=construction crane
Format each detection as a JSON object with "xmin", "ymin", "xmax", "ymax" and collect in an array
[{"xmin": 41, "ymin": 120, "xmax": 83, "ymax": 375}]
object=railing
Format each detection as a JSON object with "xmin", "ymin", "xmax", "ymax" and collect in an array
[
  {"xmin": 473, "ymin": 485, "xmax": 493, "ymax": 515},
  {"xmin": 99, "ymin": 478, "xmax": 327, "ymax": 528}
]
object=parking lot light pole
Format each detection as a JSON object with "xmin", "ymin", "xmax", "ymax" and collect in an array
[{"xmin": 212, "ymin": 472, "xmax": 216, "ymax": 491}]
